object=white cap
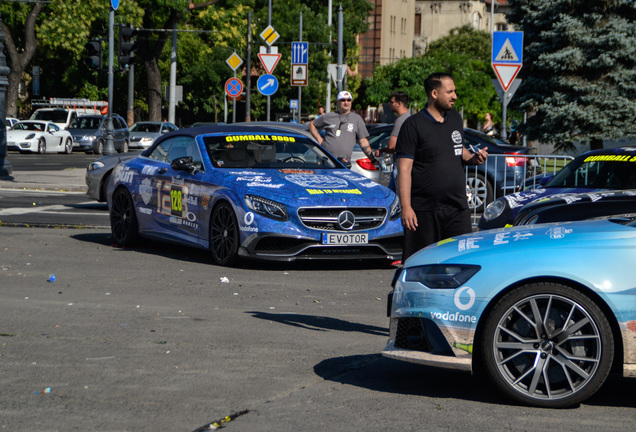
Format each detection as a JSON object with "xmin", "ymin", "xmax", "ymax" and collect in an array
[{"xmin": 336, "ymin": 90, "xmax": 352, "ymax": 101}]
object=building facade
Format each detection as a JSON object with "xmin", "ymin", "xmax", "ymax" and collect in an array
[{"xmin": 358, "ymin": 0, "xmax": 510, "ymax": 77}]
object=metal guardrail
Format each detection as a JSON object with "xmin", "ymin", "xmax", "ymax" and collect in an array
[{"xmin": 466, "ymin": 154, "xmax": 575, "ymax": 226}]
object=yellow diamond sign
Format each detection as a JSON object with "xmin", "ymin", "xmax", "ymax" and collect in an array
[
  {"xmin": 226, "ymin": 52, "xmax": 243, "ymax": 71},
  {"xmin": 260, "ymin": 25, "xmax": 280, "ymax": 46}
]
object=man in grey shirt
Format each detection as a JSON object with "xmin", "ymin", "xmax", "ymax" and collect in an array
[
  {"xmin": 377, "ymin": 91, "xmax": 410, "ymax": 191},
  {"xmin": 308, "ymin": 90, "xmax": 373, "ymax": 162}
]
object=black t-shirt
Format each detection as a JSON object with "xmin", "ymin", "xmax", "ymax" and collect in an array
[{"xmin": 395, "ymin": 109, "xmax": 467, "ymax": 211}]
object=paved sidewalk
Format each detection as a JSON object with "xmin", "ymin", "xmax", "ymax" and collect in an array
[{"xmin": 0, "ymin": 168, "xmax": 87, "ymax": 192}]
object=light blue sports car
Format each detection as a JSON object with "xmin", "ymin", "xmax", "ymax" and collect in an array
[
  {"xmin": 384, "ymin": 217, "xmax": 636, "ymax": 408},
  {"xmin": 107, "ymin": 125, "xmax": 403, "ymax": 266}
]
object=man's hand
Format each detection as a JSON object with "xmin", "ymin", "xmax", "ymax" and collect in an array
[{"xmin": 401, "ymin": 206, "xmax": 418, "ymax": 232}]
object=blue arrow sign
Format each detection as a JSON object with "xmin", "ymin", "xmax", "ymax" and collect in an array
[
  {"xmin": 492, "ymin": 31, "xmax": 523, "ymax": 65},
  {"xmin": 111, "ymin": 0, "xmax": 119, "ymax": 10},
  {"xmin": 292, "ymin": 42, "xmax": 309, "ymax": 64},
  {"xmin": 257, "ymin": 74, "xmax": 278, "ymax": 96}
]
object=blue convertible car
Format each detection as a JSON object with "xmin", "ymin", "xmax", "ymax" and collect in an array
[
  {"xmin": 107, "ymin": 125, "xmax": 403, "ymax": 265},
  {"xmin": 383, "ymin": 217, "xmax": 636, "ymax": 408}
]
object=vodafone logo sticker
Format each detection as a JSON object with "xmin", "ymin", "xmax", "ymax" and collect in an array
[{"xmin": 454, "ymin": 286, "xmax": 476, "ymax": 311}]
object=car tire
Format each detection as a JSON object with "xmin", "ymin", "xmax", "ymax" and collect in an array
[
  {"xmin": 95, "ymin": 140, "xmax": 104, "ymax": 155},
  {"xmin": 110, "ymin": 187, "xmax": 140, "ymax": 247},
  {"xmin": 466, "ymin": 172, "xmax": 492, "ymax": 213},
  {"xmin": 119, "ymin": 139, "xmax": 129, "ymax": 153},
  {"xmin": 209, "ymin": 201, "xmax": 239, "ymax": 266},
  {"xmin": 63, "ymin": 137, "xmax": 73, "ymax": 154},
  {"xmin": 479, "ymin": 282, "xmax": 614, "ymax": 408},
  {"xmin": 37, "ymin": 138, "xmax": 46, "ymax": 154}
]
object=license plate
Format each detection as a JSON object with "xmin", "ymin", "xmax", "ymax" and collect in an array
[{"xmin": 322, "ymin": 232, "xmax": 368, "ymax": 245}]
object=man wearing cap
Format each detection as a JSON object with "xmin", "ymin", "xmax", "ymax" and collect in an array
[{"xmin": 308, "ymin": 91, "xmax": 374, "ymax": 162}]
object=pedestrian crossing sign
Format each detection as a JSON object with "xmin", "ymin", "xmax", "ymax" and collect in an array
[{"xmin": 492, "ymin": 31, "xmax": 523, "ymax": 92}]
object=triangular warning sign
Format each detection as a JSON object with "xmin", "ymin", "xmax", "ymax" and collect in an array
[
  {"xmin": 258, "ymin": 53, "xmax": 282, "ymax": 74},
  {"xmin": 492, "ymin": 64, "xmax": 522, "ymax": 91},
  {"xmin": 495, "ymin": 38, "xmax": 520, "ymax": 62}
]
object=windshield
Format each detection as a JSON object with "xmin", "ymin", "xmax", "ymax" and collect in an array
[
  {"xmin": 32, "ymin": 109, "xmax": 68, "ymax": 123},
  {"xmin": 130, "ymin": 123, "xmax": 160, "ymax": 133},
  {"xmin": 70, "ymin": 117, "xmax": 102, "ymax": 130},
  {"xmin": 203, "ymin": 134, "xmax": 340, "ymax": 169},
  {"xmin": 547, "ymin": 155, "xmax": 636, "ymax": 189},
  {"xmin": 13, "ymin": 122, "xmax": 46, "ymax": 131}
]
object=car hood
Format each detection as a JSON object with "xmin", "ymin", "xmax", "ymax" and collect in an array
[
  {"xmin": 130, "ymin": 132, "xmax": 161, "ymax": 138},
  {"xmin": 407, "ymin": 217, "xmax": 636, "ymax": 267},
  {"xmin": 216, "ymin": 168, "xmax": 395, "ymax": 202},
  {"xmin": 502, "ymin": 186, "xmax": 611, "ymax": 210}
]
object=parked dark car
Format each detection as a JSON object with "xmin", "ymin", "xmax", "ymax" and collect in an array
[
  {"xmin": 479, "ymin": 146, "xmax": 636, "ymax": 229},
  {"xmin": 352, "ymin": 125, "xmax": 538, "ymax": 211},
  {"xmin": 69, "ymin": 114, "xmax": 130, "ymax": 154}
]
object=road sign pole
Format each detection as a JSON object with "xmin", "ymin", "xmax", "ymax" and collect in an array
[{"xmin": 104, "ymin": 7, "xmax": 116, "ymax": 155}]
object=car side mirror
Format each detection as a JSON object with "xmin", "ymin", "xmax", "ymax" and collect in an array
[{"xmin": 171, "ymin": 156, "xmax": 197, "ymax": 174}]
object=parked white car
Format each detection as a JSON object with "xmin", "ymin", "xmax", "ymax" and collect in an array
[{"xmin": 7, "ymin": 120, "xmax": 74, "ymax": 154}]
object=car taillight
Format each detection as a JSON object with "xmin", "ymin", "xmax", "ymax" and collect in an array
[
  {"xmin": 356, "ymin": 158, "xmax": 378, "ymax": 171},
  {"xmin": 505, "ymin": 152, "xmax": 526, "ymax": 166}
]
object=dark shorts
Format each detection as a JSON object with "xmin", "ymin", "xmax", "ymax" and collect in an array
[{"xmin": 403, "ymin": 206, "xmax": 472, "ymax": 262}]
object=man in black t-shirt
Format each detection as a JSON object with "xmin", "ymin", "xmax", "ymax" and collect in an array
[{"xmin": 395, "ymin": 73, "xmax": 488, "ymax": 261}]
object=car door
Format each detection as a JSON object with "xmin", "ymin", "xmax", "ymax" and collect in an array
[
  {"xmin": 141, "ymin": 135, "xmax": 208, "ymax": 244},
  {"xmin": 46, "ymin": 123, "xmax": 64, "ymax": 151}
]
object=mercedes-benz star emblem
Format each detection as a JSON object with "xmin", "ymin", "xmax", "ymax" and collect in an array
[{"xmin": 337, "ymin": 210, "xmax": 355, "ymax": 230}]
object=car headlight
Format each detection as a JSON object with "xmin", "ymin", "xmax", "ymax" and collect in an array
[
  {"xmin": 482, "ymin": 199, "xmax": 507, "ymax": 221},
  {"xmin": 389, "ymin": 195, "xmax": 401, "ymax": 220},
  {"xmin": 245, "ymin": 195, "xmax": 289, "ymax": 221},
  {"xmin": 25, "ymin": 133, "xmax": 35, "ymax": 139},
  {"xmin": 405, "ymin": 264, "xmax": 480, "ymax": 288},
  {"xmin": 85, "ymin": 135, "xmax": 97, "ymax": 141},
  {"xmin": 87, "ymin": 161, "xmax": 105, "ymax": 171},
  {"xmin": 140, "ymin": 137, "xmax": 153, "ymax": 143}
]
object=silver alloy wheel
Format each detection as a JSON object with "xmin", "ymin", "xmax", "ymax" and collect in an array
[
  {"xmin": 38, "ymin": 138, "xmax": 46, "ymax": 154},
  {"xmin": 466, "ymin": 173, "xmax": 491, "ymax": 212},
  {"xmin": 485, "ymin": 287, "xmax": 612, "ymax": 407},
  {"xmin": 64, "ymin": 137, "xmax": 73, "ymax": 154}
]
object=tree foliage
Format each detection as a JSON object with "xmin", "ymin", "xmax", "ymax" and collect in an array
[
  {"xmin": 363, "ymin": 25, "xmax": 497, "ymax": 127},
  {"xmin": 506, "ymin": 0, "xmax": 636, "ymax": 150},
  {"xmin": 0, "ymin": 0, "xmax": 373, "ymax": 123}
]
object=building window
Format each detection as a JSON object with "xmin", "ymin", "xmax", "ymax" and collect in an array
[
  {"xmin": 472, "ymin": 12, "xmax": 481, "ymax": 30},
  {"xmin": 496, "ymin": 22, "xmax": 509, "ymax": 31},
  {"xmin": 414, "ymin": 13, "xmax": 421, "ymax": 35}
]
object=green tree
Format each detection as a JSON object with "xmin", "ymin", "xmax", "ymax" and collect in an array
[
  {"xmin": 506, "ymin": 0, "xmax": 636, "ymax": 151},
  {"xmin": 363, "ymin": 26, "xmax": 497, "ymax": 127}
]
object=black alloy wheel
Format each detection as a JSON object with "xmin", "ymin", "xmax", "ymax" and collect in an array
[
  {"xmin": 209, "ymin": 202, "xmax": 240, "ymax": 266},
  {"xmin": 110, "ymin": 188, "xmax": 140, "ymax": 246}
]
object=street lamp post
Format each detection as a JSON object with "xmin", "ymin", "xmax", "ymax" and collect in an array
[{"xmin": 0, "ymin": 16, "xmax": 13, "ymax": 176}]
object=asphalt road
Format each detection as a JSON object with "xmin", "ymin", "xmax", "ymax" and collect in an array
[
  {"xmin": 1, "ymin": 156, "xmax": 634, "ymax": 431},
  {"xmin": 1, "ymin": 226, "xmax": 634, "ymax": 432}
]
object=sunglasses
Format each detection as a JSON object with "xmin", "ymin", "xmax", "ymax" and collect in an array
[{"xmin": 339, "ymin": 98, "xmax": 352, "ymax": 102}]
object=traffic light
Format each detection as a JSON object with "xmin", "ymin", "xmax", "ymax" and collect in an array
[
  {"xmin": 118, "ymin": 24, "xmax": 138, "ymax": 69},
  {"xmin": 84, "ymin": 40, "xmax": 102, "ymax": 70}
]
